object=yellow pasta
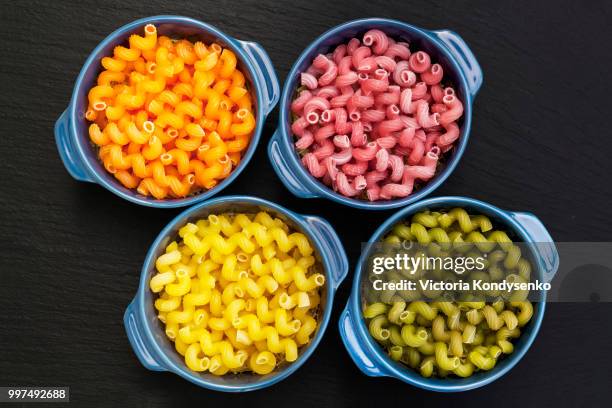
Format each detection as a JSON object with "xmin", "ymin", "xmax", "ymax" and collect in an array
[
  {"xmin": 86, "ymin": 24, "xmax": 256, "ymax": 199},
  {"xmin": 150, "ymin": 212, "xmax": 324, "ymax": 375}
]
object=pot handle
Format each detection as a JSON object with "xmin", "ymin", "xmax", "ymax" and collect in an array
[
  {"xmin": 303, "ymin": 215, "xmax": 348, "ymax": 291},
  {"xmin": 268, "ymin": 129, "xmax": 319, "ymax": 198},
  {"xmin": 339, "ymin": 306, "xmax": 387, "ymax": 377},
  {"xmin": 55, "ymin": 109, "xmax": 94, "ymax": 183},
  {"xmin": 432, "ymin": 30, "xmax": 483, "ymax": 96},
  {"xmin": 237, "ymin": 40, "xmax": 280, "ymax": 115},
  {"xmin": 510, "ymin": 211, "xmax": 560, "ymax": 283},
  {"xmin": 124, "ymin": 298, "xmax": 167, "ymax": 372}
]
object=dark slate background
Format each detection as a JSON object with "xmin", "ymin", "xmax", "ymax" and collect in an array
[{"xmin": 1, "ymin": 0, "xmax": 611, "ymax": 407}]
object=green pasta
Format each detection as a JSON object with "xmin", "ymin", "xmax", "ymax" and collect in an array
[
  {"xmin": 492, "ymin": 298, "xmax": 505, "ymax": 313},
  {"xmin": 401, "ymin": 325, "xmax": 429, "ymax": 347},
  {"xmin": 488, "ymin": 345, "xmax": 502, "ymax": 359},
  {"xmin": 454, "ymin": 361, "xmax": 475, "ymax": 377},
  {"xmin": 391, "ymin": 223, "xmax": 413, "ymax": 240},
  {"xmin": 472, "ymin": 329, "xmax": 485, "ymax": 346},
  {"xmin": 469, "ymin": 349, "xmax": 496, "ymax": 370},
  {"xmin": 481, "ymin": 305, "xmax": 504, "ymax": 330},
  {"xmin": 404, "ymin": 347, "xmax": 421, "ymax": 368},
  {"xmin": 505, "ymin": 274, "xmax": 530, "ymax": 301},
  {"xmin": 389, "ymin": 345, "xmax": 403, "ymax": 361},
  {"xmin": 420, "ymin": 356, "xmax": 435, "ymax": 377},
  {"xmin": 517, "ymin": 258, "xmax": 531, "ymax": 281},
  {"xmin": 510, "ymin": 301, "xmax": 534, "ymax": 326},
  {"xmin": 399, "ymin": 309, "xmax": 416, "ymax": 324},
  {"xmin": 434, "ymin": 342, "xmax": 460, "ymax": 370},
  {"xmin": 417, "ymin": 340, "xmax": 435, "ymax": 356},
  {"xmin": 368, "ymin": 315, "xmax": 390, "ymax": 341},
  {"xmin": 362, "ymin": 207, "xmax": 536, "ymax": 379},
  {"xmin": 438, "ymin": 208, "xmax": 490, "ymax": 233},
  {"xmin": 408, "ymin": 301, "xmax": 438, "ymax": 320},
  {"xmin": 410, "ymin": 223, "xmax": 432, "ymax": 244},
  {"xmin": 388, "ymin": 325, "xmax": 406, "ymax": 347},
  {"xmin": 447, "ymin": 310, "xmax": 461, "ymax": 331},
  {"xmin": 462, "ymin": 323, "xmax": 477, "ymax": 344},
  {"xmin": 434, "ymin": 301, "xmax": 458, "ymax": 317},
  {"xmin": 498, "ymin": 340, "xmax": 514, "ymax": 354},
  {"xmin": 465, "ymin": 231, "xmax": 497, "ymax": 252},
  {"xmin": 487, "ymin": 230, "xmax": 513, "ymax": 250},
  {"xmin": 363, "ymin": 302, "xmax": 388, "ymax": 319},
  {"xmin": 500, "ymin": 310, "xmax": 519, "ymax": 330},
  {"xmin": 448, "ymin": 331, "xmax": 463, "ymax": 357},
  {"xmin": 383, "ymin": 234, "xmax": 401, "ymax": 244},
  {"xmin": 432, "ymin": 316, "xmax": 450, "ymax": 342},
  {"xmin": 412, "ymin": 212, "xmax": 439, "ymax": 228},
  {"xmin": 387, "ymin": 301, "xmax": 407, "ymax": 324}
]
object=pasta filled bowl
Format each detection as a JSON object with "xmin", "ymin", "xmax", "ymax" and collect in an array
[
  {"xmin": 55, "ymin": 16, "xmax": 280, "ymax": 207},
  {"xmin": 268, "ymin": 18, "xmax": 482, "ymax": 210},
  {"xmin": 124, "ymin": 195, "xmax": 348, "ymax": 391},
  {"xmin": 339, "ymin": 196, "xmax": 559, "ymax": 391}
]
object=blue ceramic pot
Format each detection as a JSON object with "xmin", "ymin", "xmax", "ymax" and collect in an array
[
  {"xmin": 339, "ymin": 196, "xmax": 559, "ymax": 391},
  {"xmin": 124, "ymin": 195, "xmax": 348, "ymax": 391},
  {"xmin": 268, "ymin": 18, "xmax": 482, "ymax": 210},
  {"xmin": 55, "ymin": 16, "xmax": 279, "ymax": 208}
]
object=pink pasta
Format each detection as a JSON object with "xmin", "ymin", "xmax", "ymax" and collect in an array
[{"xmin": 290, "ymin": 30, "xmax": 464, "ymax": 201}]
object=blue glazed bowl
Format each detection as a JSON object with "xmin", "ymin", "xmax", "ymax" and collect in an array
[
  {"xmin": 339, "ymin": 196, "xmax": 559, "ymax": 391},
  {"xmin": 268, "ymin": 18, "xmax": 483, "ymax": 210},
  {"xmin": 55, "ymin": 16, "xmax": 280, "ymax": 208},
  {"xmin": 124, "ymin": 195, "xmax": 348, "ymax": 391}
]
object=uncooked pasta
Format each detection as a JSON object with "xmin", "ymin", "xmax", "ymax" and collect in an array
[{"xmin": 291, "ymin": 30, "xmax": 464, "ymax": 201}]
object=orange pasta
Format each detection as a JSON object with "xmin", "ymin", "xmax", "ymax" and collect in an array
[{"xmin": 85, "ymin": 24, "xmax": 256, "ymax": 199}]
